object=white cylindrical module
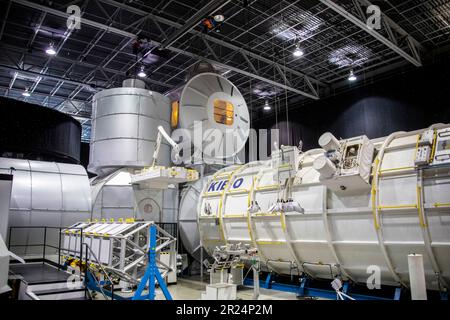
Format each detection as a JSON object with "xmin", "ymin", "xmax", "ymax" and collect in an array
[
  {"xmin": 313, "ymin": 155, "xmax": 337, "ymax": 178},
  {"xmin": 408, "ymin": 254, "xmax": 428, "ymax": 300},
  {"xmin": 178, "ymin": 178, "xmax": 209, "ymax": 261},
  {"xmin": 88, "ymin": 79, "xmax": 172, "ymax": 176},
  {"xmin": 194, "ymin": 125, "xmax": 450, "ymax": 291},
  {"xmin": 318, "ymin": 132, "xmax": 340, "ymax": 151},
  {"xmin": 90, "ymin": 168, "xmax": 178, "ymax": 224},
  {"xmin": 0, "ymin": 158, "xmax": 91, "ymax": 256}
]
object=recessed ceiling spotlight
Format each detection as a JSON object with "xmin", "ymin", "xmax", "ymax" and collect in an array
[
  {"xmin": 45, "ymin": 42, "xmax": 56, "ymax": 55},
  {"xmin": 137, "ymin": 65, "xmax": 146, "ymax": 78},
  {"xmin": 348, "ymin": 69, "xmax": 357, "ymax": 81},
  {"xmin": 214, "ymin": 15, "xmax": 225, "ymax": 22},
  {"xmin": 263, "ymin": 100, "xmax": 271, "ymax": 111},
  {"xmin": 293, "ymin": 43, "xmax": 304, "ymax": 57},
  {"xmin": 22, "ymin": 88, "xmax": 31, "ymax": 97}
]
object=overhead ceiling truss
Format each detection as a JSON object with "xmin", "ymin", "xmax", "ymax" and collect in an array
[
  {"xmin": 318, "ymin": 0, "xmax": 424, "ymax": 67},
  {"xmin": 11, "ymin": 0, "xmax": 322, "ymax": 100}
]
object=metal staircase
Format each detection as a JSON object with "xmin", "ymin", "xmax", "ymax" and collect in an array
[{"xmin": 9, "ymin": 262, "xmax": 89, "ymax": 300}]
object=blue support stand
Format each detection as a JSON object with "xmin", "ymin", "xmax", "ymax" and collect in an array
[
  {"xmin": 298, "ymin": 277, "xmax": 307, "ymax": 297},
  {"xmin": 132, "ymin": 225, "xmax": 173, "ymax": 300},
  {"xmin": 342, "ymin": 281, "xmax": 350, "ymax": 295},
  {"xmin": 264, "ymin": 273, "xmax": 272, "ymax": 289},
  {"xmin": 394, "ymin": 287, "xmax": 402, "ymax": 300}
]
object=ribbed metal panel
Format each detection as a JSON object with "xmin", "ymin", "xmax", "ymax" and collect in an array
[{"xmin": 88, "ymin": 85, "xmax": 171, "ymax": 176}]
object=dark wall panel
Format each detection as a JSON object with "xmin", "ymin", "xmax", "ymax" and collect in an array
[
  {"xmin": 255, "ymin": 59, "xmax": 450, "ymax": 151},
  {"xmin": 0, "ymin": 97, "xmax": 82, "ymax": 163}
]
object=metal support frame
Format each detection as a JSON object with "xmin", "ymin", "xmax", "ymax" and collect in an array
[
  {"xmin": 132, "ymin": 225, "xmax": 173, "ymax": 300},
  {"xmin": 318, "ymin": 0, "xmax": 423, "ymax": 67},
  {"xmin": 61, "ymin": 221, "xmax": 177, "ymax": 287}
]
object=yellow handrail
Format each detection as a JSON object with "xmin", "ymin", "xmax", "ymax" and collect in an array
[
  {"xmin": 379, "ymin": 166, "xmax": 415, "ymax": 174},
  {"xmin": 255, "ymin": 184, "xmax": 280, "ymax": 191},
  {"xmin": 433, "ymin": 202, "xmax": 450, "ymax": 208},
  {"xmin": 378, "ymin": 204, "xmax": 417, "ymax": 209},
  {"xmin": 430, "ymin": 129, "xmax": 437, "ymax": 163},
  {"xmin": 280, "ymin": 213, "xmax": 287, "ymax": 232},
  {"xmin": 227, "ymin": 188, "xmax": 249, "ymax": 194},
  {"xmin": 371, "ymin": 159, "xmax": 380, "ymax": 230},
  {"xmin": 253, "ymin": 212, "xmax": 282, "ymax": 217},
  {"xmin": 246, "ymin": 176, "xmax": 256, "ymax": 246},
  {"xmin": 218, "ymin": 166, "xmax": 242, "ymax": 244},
  {"xmin": 255, "ymin": 241, "xmax": 285, "ymax": 245},
  {"xmin": 203, "ymin": 191, "xmax": 223, "ymax": 197},
  {"xmin": 416, "ymin": 186, "xmax": 427, "ymax": 228}
]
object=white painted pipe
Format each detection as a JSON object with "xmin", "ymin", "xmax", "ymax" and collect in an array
[
  {"xmin": 408, "ymin": 254, "xmax": 427, "ymax": 300},
  {"xmin": 252, "ymin": 265, "xmax": 260, "ymax": 300}
]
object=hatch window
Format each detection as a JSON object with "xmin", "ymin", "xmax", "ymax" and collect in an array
[{"xmin": 213, "ymin": 99, "xmax": 234, "ymax": 125}]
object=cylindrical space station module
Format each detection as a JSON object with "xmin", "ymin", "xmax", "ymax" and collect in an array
[
  {"xmin": 194, "ymin": 124, "xmax": 450, "ymax": 291},
  {"xmin": 88, "ymin": 79, "xmax": 178, "ymax": 223},
  {"xmin": 88, "ymin": 79, "xmax": 172, "ymax": 176},
  {"xmin": 0, "ymin": 158, "xmax": 91, "ymax": 255}
]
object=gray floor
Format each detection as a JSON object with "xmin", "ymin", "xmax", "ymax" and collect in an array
[
  {"xmin": 9, "ymin": 262, "xmax": 69, "ymax": 284},
  {"xmin": 101, "ymin": 275, "xmax": 308, "ymax": 300},
  {"xmin": 9, "ymin": 263, "xmax": 315, "ymax": 300}
]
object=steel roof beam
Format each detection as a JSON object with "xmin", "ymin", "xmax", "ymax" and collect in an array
[
  {"xmin": 318, "ymin": 0, "xmax": 423, "ymax": 67},
  {"xmin": 0, "ymin": 64, "xmax": 100, "ymax": 91},
  {"xmin": 159, "ymin": 0, "xmax": 232, "ymax": 49},
  {"xmin": 168, "ymin": 46, "xmax": 319, "ymax": 100},
  {"xmin": 12, "ymin": 0, "xmax": 319, "ymax": 100},
  {"xmin": 241, "ymin": 51, "xmax": 258, "ymax": 75},
  {"xmin": 0, "ymin": 84, "xmax": 91, "ymax": 118},
  {"xmin": 98, "ymin": 0, "xmax": 325, "ymax": 87},
  {"xmin": 358, "ymin": 0, "xmax": 425, "ymax": 51},
  {"xmin": 0, "ymin": 42, "xmax": 174, "ymax": 89}
]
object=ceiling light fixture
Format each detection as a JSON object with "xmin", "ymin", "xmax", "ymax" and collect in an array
[
  {"xmin": 22, "ymin": 88, "xmax": 30, "ymax": 97},
  {"xmin": 137, "ymin": 66, "xmax": 146, "ymax": 78},
  {"xmin": 348, "ymin": 69, "xmax": 357, "ymax": 81},
  {"xmin": 293, "ymin": 43, "xmax": 304, "ymax": 57},
  {"xmin": 214, "ymin": 15, "xmax": 225, "ymax": 22},
  {"xmin": 45, "ymin": 42, "xmax": 56, "ymax": 55},
  {"xmin": 263, "ymin": 100, "xmax": 271, "ymax": 111}
]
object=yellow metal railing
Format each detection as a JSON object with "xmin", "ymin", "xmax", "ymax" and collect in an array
[
  {"xmin": 379, "ymin": 166, "xmax": 415, "ymax": 174},
  {"xmin": 203, "ymin": 191, "xmax": 223, "ymax": 197},
  {"xmin": 255, "ymin": 184, "xmax": 280, "ymax": 191},
  {"xmin": 253, "ymin": 212, "xmax": 282, "ymax": 217},
  {"xmin": 255, "ymin": 241, "xmax": 285, "ymax": 245},
  {"xmin": 416, "ymin": 186, "xmax": 427, "ymax": 228},
  {"xmin": 433, "ymin": 202, "xmax": 450, "ymax": 208},
  {"xmin": 227, "ymin": 188, "xmax": 249, "ymax": 194},
  {"xmin": 371, "ymin": 159, "xmax": 380, "ymax": 230},
  {"xmin": 377, "ymin": 204, "xmax": 417, "ymax": 210}
]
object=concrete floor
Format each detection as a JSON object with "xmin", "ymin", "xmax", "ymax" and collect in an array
[{"xmin": 101, "ymin": 275, "xmax": 312, "ymax": 300}]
